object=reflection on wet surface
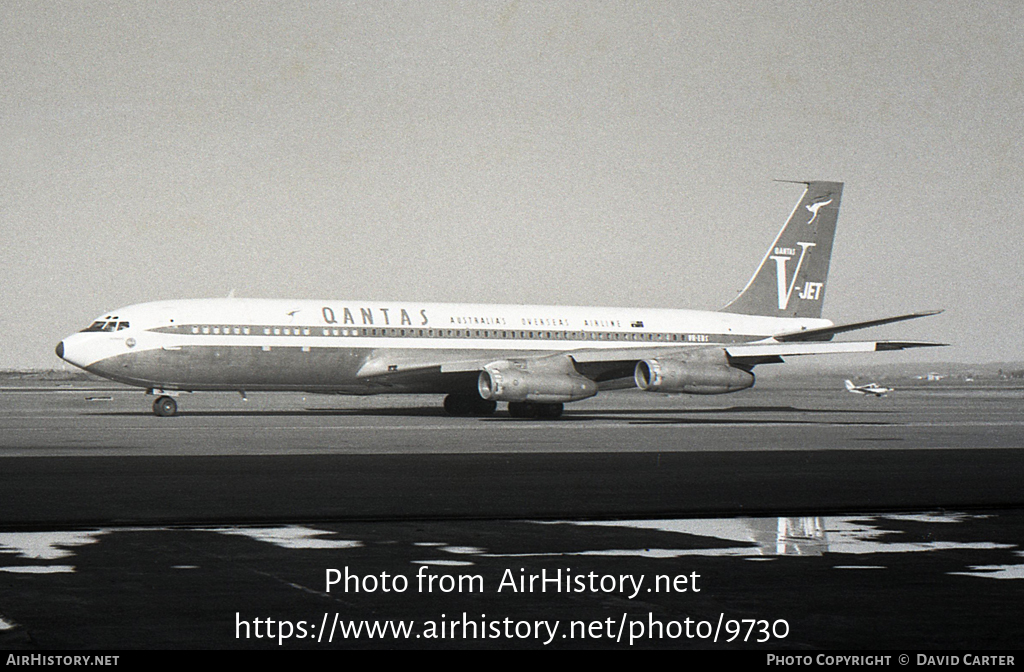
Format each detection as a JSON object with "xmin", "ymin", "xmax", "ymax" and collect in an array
[
  {"xmin": 544, "ymin": 513, "xmax": 1014, "ymax": 562},
  {"xmin": 0, "ymin": 565, "xmax": 75, "ymax": 574},
  {"xmin": 0, "ymin": 512, "xmax": 1020, "ymax": 579},
  {"xmin": 199, "ymin": 526, "xmax": 363, "ymax": 550},
  {"xmin": 950, "ymin": 551, "xmax": 1024, "ymax": 580},
  {"xmin": 0, "ymin": 530, "xmax": 105, "ymax": 560},
  {"xmin": 1, "ymin": 510, "xmax": 1022, "ymax": 649}
]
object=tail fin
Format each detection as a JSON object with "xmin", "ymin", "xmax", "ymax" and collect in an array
[
  {"xmin": 845, "ymin": 379, "xmax": 856, "ymax": 391},
  {"xmin": 721, "ymin": 181, "xmax": 843, "ymax": 318}
]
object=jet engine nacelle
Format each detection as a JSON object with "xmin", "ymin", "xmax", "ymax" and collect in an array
[
  {"xmin": 634, "ymin": 357, "xmax": 754, "ymax": 395},
  {"xmin": 478, "ymin": 363, "xmax": 598, "ymax": 403}
]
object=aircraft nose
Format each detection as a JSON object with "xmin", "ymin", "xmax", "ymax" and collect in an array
[{"xmin": 56, "ymin": 341, "xmax": 65, "ymax": 360}]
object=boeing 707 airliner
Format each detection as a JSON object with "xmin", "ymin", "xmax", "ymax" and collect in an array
[{"xmin": 56, "ymin": 181, "xmax": 943, "ymax": 418}]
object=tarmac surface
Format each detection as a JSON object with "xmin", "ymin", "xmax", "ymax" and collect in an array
[{"xmin": 1, "ymin": 378, "xmax": 1023, "ymax": 649}]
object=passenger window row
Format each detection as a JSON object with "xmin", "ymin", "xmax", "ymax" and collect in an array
[{"xmin": 181, "ymin": 325, "xmax": 699, "ymax": 342}]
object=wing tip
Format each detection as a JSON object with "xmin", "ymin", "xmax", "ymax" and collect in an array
[{"xmin": 875, "ymin": 341, "xmax": 949, "ymax": 351}]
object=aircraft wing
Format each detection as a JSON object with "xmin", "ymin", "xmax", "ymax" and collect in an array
[
  {"xmin": 356, "ymin": 352, "xmax": 488, "ymax": 380},
  {"xmin": 354, "ymin": 339, "xmax": 945, "ymax": 391},
  {"xmin": 357, "ymin": 346, "xmax": 687, "ymax": 377},
  {"xmin": 355, "ymin": 346, "xmax": 691, "ymax": 390},
  {"xmin": 773, "ymin": 310, "xmax": 943, "ymax": 342},
  {"xmin": 346, "ymin": 352, "xmax": 479, "ymax": 393},
  {"xmin": 724, "ymin": 340, "xmax": 945, "ymax": 366}
]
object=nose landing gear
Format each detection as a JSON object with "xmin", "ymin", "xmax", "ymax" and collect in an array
[
  {"xmin": 148, "ymin": 389, "xmax": 182, "ymax": 417},
  {"xmin": 153, "ymin": 395, "xmax": 178, "ymax": 417}
]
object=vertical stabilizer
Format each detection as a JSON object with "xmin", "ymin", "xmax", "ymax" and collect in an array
[{"xmin": 721, "ymin": 181, "xmax": 843, "ymax": 319}]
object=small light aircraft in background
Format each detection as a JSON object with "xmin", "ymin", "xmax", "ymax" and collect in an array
[{"xmin": 844, "ymin": 379, "xmax": 893, "ymax": 397}]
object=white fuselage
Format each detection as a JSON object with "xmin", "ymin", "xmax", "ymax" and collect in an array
[{"xmin": 57, "ymin": 298, "xmax": 829, "ymax": 394}]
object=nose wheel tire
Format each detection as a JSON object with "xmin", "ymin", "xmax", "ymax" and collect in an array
[{"xmin": 153, "ymin": 396, "xmax": 178, "ymax": 417}]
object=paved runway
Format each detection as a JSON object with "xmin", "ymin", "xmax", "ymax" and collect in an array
[
  {"xmin": 1, "ymin": 379, "xmax": 1022, "ymax": 649},
  {"xmin": 2, "ymin": 379, "xmax": 1024, "ymax": 457},
  {"xmin": 3, "ymin": 379, "xmax": 1023, "ymax": 525},
  {"xmin": 3, "ymin": 449, "xmax": 1024, "ymax": 527}
]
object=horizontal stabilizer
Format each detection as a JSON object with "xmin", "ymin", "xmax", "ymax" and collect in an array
[
  {"xmin": 726, "ymin": 340, "xmax": 946, "ymax": 359},
  {"xmin": 775, "ymin": 310, "xmax": 944, "ymax": 342}
]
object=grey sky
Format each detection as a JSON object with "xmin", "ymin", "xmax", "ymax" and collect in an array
[{"xmin": 2, "ymin": 1, "xmax": 1021, "ymax": 368}]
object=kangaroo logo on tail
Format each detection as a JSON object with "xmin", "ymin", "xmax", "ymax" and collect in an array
[{"xmin": 805, "ymin": 199, "xmax": 833, "ymax": 226}]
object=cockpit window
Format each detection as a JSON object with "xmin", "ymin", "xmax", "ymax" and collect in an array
[{"xmin": 81, "ymin": 321, "xmax": 129, "ymax": 332}]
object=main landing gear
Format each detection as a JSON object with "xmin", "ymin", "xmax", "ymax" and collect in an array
[
  {"xmin": 443, "ymin": 394, "xmax": 497, "ymax": 417},
  {"xmin": 152, "ymin": 395, "xmax": 178, "ymax": 417},
  {"xmin": 441, "ymin": 394, "xmax": 564, "ymax": 419},
  {"xmin": 507, "ymin": 402, "xmax": 563, "ymax": 419}
]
